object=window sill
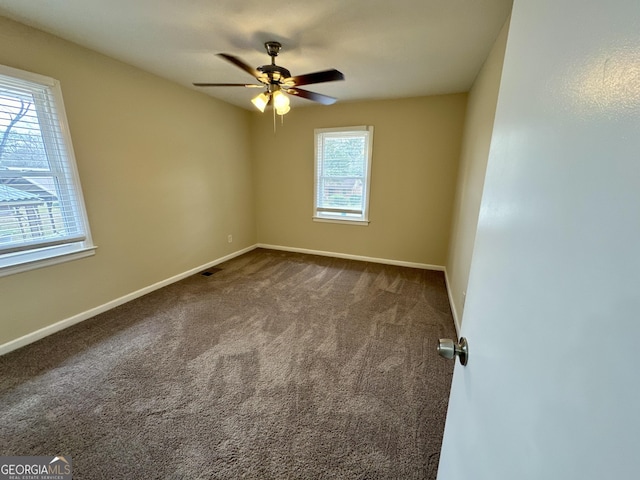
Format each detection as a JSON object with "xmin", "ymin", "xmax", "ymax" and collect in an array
[
  {"xmin": 0, "ymin": 244, "xmax": 97, "ymax": 278},
  {"xmin": 312, "ymin": 216, "xmax": 370, "ymax": 226}
]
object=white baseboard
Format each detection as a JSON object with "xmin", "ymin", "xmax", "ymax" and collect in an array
[
  {"xmin": 0, "ymin": 244, "xmax": 258, "ymax": 356},
  {"xmin": 259, "ymin": 244, "xmax": 459, "ymax": 334},
  {"xmin": 443, "ymin": 268, "xmax": 462, "ymax": 337},
  {"xmin": 257, "ymin": 243, "xmax": 445, "ymax": 271},
  {"xmin": 2, "ymin": 243, "xmax": 460, "ymax": 356}
]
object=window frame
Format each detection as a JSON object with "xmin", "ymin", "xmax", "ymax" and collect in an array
[
  {"xmin": 0, "ymin": 64, "xmax": 95, "ymax": 277},
  {"xmin": 313, "ymin": 125, "xmax": 374, "ymax": 225}
]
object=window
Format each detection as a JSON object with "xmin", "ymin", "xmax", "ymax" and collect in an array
[
  {"xmin": 314, "ymin": 126, "xmax": 373, "ymax": 224},
  {"xmin": 0, "ymin": 64, "xmax": 94, "ymax": 276}
]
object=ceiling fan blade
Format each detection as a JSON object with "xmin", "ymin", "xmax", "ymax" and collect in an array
[
  {"xmin": 288, "ymin": 88, "xmax": 338, "ymax": 105},
  {"xmin": 217, "ymin": 53, "xmax": 261, "ymax": 79},
  {"xmin": 193, "ymin": 83, "xmax": 263, "ymax": 88},
  {"xmin": 286, "ymin": 69, "xmax": 344, "ymax": 87}
]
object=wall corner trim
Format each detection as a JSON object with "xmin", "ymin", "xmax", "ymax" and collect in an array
[
  {"xmin": 0, "ymin": 244, "xmax": 258, "ymax": 356},
  {"xmin": 443, "ymin": 268, "xmax": 462, "ymax": 337}
]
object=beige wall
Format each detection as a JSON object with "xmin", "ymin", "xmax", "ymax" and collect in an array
[
  {"xmin": 446, "ymin": 18, "xmax": 510, "ymax": 326},
  {"xmin": 252, "ymin": 95, "xmax": 467, "ymax": 266},
  {"xmin": 0, "ymin": 16, "xmax": 256, "ymax": 346}
]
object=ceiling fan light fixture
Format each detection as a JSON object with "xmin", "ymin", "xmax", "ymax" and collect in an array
[
  {"xmin": 272, "ymin": 90, "xmax": 290, "ymax": 111},
  {"xmin": 251, "ymin": 92, "xmax": 269, "ymax": 112},
  {"xmin": 276, "ymin": 105, "xmax": 290, "ymax": 116}
]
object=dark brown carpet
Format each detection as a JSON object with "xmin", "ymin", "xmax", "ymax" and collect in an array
[{"xmin": 0, "ymin": 248, "xmax": 456, "ymax": 479}]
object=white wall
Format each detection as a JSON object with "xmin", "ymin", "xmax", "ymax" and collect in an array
[{"xmin": 439, "ymin": 0, "xmax": 640, "ymax": 477}]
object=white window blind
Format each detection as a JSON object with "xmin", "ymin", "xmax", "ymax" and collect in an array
[
  {"xmin": 314, "ymin": 126, "xmax": 373, "ymax": 224},
  {"xmin": 0, "ymin": 64, "xmax": 94, "ymax": 275}
]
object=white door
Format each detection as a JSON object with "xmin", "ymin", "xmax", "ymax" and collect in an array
[{"xmin": 438, "ymin": 1, "xmax": 640, "ymax": 478}]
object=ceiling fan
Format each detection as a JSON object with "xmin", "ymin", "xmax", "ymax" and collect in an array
[{"xmin": 193, "ymin": 41, "xmax": 345, "ymax": 116}]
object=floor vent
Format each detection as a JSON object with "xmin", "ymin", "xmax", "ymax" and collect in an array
[{"xmin": 200, "ymin": 268, "xmax": 222, "ymax": 277}]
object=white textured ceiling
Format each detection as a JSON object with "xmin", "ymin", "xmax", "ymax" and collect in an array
[{"xmin": 0, "ymin": 0, "xmax": 512, "ymax": 110}]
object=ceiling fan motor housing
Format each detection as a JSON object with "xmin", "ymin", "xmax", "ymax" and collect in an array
[
  {"xmin": 259, "ymin": 42, "xmax": 291, "ymax": 84},
  {"xmin": 258, "ymin": 64, "xmax": 292, "ymax": 84}
]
